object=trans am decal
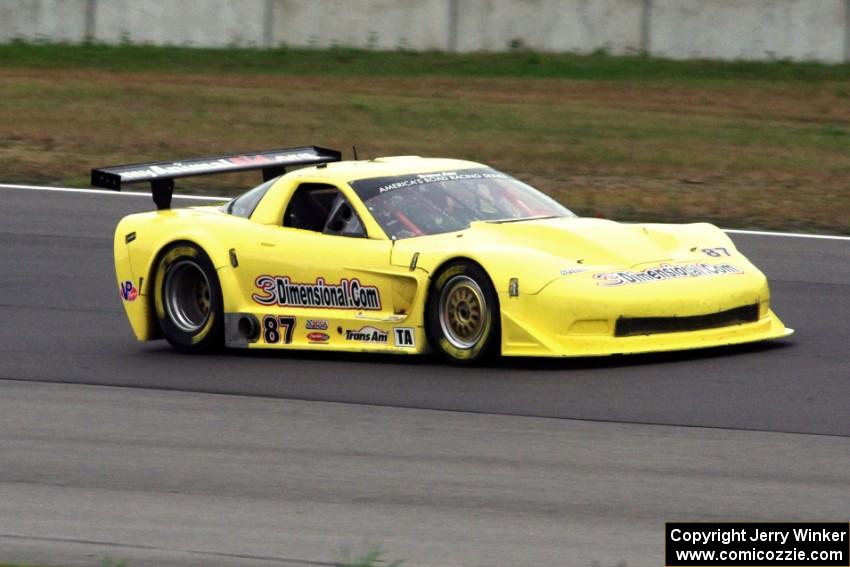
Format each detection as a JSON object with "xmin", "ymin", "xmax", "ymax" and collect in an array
[
  {"xmin": 345, "ymin": 326, "xmax": 388, "ymax": 343},
  {"xmin": 252, "ymin": 276, "xmax": 381, "ymax": 310},
  {"xmin": 594, "ymin": 263, "xmax": 743, "ymax": 287}
]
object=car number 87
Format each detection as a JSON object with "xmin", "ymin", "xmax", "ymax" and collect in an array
[
  {"xmin": 263, "ymin": 315, "xmax": 295, "ymax": 344},
  {"xmin": 701, "ymin": 247, "xmax": 730, "ymax": 258}
]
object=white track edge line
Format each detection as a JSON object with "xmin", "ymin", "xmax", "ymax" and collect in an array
[
  {"xmin": 722, "ymin": 228, "xmax": 850, "ymax": 241},
  {"xmin": 2, "ymin": 182, "xmax": 848, "ymax": 241}
]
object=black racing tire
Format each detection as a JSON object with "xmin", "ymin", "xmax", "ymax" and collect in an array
[
  {"xmin": 152, "ymin": 242, "xmax": 223, "ymax": 353},
  {"xmin": 425, "ymin": 261, "xmax": 501, "ymax": 365}
]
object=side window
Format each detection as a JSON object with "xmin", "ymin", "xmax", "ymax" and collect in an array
[
  {"xmin": 225, "ymin": 177, "xmax": 277, "ymax": 218},
  {"xmin": 283, "ymin": 183, "xmax": 366, "ymax": 237}
]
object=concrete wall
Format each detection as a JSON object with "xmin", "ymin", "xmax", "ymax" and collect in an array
[
  {"xmin": 453, "ymin": 0, "xmax": 643, "ymax": 54},
  {"xmin": 93, "ymin": 0, "xmax": 268, "ymax": 47},
  {"xmin": 271, "ymin": 0, "xmax": 449, "ymax": 50},
  {"xmin": 648, "ymin": 0, "xmax": 848, "ymax": 63},
  {"xmin": 1, "ymin": 0, "xmax": 849, "ymax": 63},
  {"xmin": 0, "ymin": 0, "xmax": 89, "ymax": 44}
]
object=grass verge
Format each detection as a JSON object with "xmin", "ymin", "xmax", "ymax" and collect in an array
[
  {"xmin": 1, "ymin": 43, "xmax": 848, "ymax": 234},
  {"xmin": 4, "ymin": 42, "xmax": 850, "ymax": 82},
  {"xmin": 336, "ymin": 542, "xmax": 403, "ymax": 567}
]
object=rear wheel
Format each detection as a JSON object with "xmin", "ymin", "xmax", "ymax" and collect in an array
[
  {"xmin": 426, "ymin": 261, "xmax": 500, "ymax": 364},
  {"xmin": 153, "ymin": 242, "xmax": 223, "ymax": 353}
]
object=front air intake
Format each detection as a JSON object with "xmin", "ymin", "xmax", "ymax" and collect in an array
[{"xmin": 615, "ymin": 304, "xmax": 759, "ymax": 337}]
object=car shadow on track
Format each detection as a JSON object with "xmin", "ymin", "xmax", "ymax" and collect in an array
[
  {"xmin": 490, "ymin": 339, "xmax": 794, "ymax": 371},
  {"xmin": 146, "ymin": 335, "xmax": 795, "ymax": 371}
]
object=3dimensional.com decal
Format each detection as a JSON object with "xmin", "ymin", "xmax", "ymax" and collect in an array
[
  {"xmin": 252, "ymin": 276, "xmax": 381, "ymax": 310},
  {"xmin": 594, "ymin": 263, "xmax": 743, "ymax": 287}
]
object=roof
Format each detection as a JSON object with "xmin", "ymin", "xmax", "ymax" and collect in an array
[{"xmin": 286, "ymin": 156, "xmax": 486, "ymax": 183}]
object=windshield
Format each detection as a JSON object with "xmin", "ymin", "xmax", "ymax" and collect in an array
[{"xmin": 349, "ymin": 167, "xmax": 574, "ymax": 239}]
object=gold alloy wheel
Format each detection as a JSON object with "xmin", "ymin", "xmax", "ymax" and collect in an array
[
  {"xmin": 438, "ymin": 275, "xmax": 487, "ymax": 349},
  {"xmin": 164, "ymin": 260, "xmax": 212, "ymax": 333}
]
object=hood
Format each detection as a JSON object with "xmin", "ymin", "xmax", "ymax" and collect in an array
[
  {"xmin": 391, "ymin": 216, "xmax": 738, "ymax": 295},
  {"xmin": 466, "ymin": 217, "xmax": 697, "ymax": 267}
]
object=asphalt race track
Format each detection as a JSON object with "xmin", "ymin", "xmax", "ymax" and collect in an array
[{"xmin": 1, "ymin": 186, "xmax": 848, "ymax": 567}]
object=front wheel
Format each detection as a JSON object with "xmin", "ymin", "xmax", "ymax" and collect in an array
[
  {"xmin": 426, "ymin": 261, "xmax": 500, "ymax": 364},
  {"xmin": 153, "ymin": 242, "xmax": 223, "ymax": 353}
]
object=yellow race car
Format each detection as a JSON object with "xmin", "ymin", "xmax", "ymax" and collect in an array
[{"xmin": 93, "ymin": 146, "xmax": 792, "ymax": 363}]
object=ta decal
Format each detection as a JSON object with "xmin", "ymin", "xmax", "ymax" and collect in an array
[{"xmin": 393, "ymin": 327, "xmax": 416, "ymax": 348}]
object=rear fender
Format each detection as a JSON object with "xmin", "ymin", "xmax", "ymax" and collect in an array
[
  {"xmin": 115, "ymin": 215, "xmax": 233, "ymax": 341},
  {"xmin": 113, "ymin": 222, "xmax": 157, "ymax": 341}
]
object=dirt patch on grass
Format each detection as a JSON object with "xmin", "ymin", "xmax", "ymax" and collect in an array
[{"xmin": 2, "ymin": 68, "xmax": 848, "ymax": 234}]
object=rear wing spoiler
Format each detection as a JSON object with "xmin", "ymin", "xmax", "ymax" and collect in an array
[{"xmin": 91, "ymin": 146, "xmax": 342, "ymax": 210}]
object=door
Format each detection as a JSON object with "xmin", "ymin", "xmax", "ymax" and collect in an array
[{"xmin": 237, "ymin": 183, "xmax": 400, "ymax": 321}]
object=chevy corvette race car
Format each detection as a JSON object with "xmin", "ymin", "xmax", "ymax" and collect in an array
[{"xmin": 93, "ymin": 146, "xmax": 792, "ymax": 363}]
